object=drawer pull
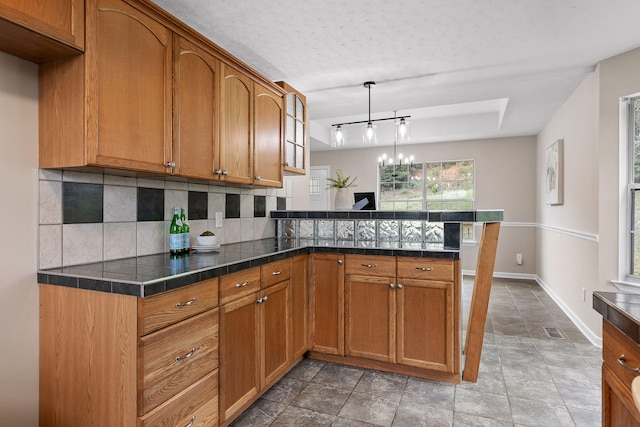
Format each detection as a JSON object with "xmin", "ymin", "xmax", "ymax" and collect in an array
[
  {"xmin": 175, "ymin": 297, "xmax": 196, "ymax": 308},
  {"xmin": 397, "ymin": 284, "xmax": 403, "ymax": 289},
  {"xmin": 416, "ymin": 267, "xmax": 434, "ymax": 271},
  {"xmin": 361, "ymin": 263, "xmax": 378, "ymax": 268},
  {"xmin": 618, "ymin": 355, "xmax": 640, "ymax": 375},
  {"xmin": 338, "ymin": 259, "xmax": 343, "ymax": 265},
  {"xmin": 185, "ymin": 415, "xmax": 196, "ymax": 427},
  {"xmin": 389, "ymin": 283, "xmax": 395, "ymax": 289},
  {"xmin": 176, "ymin": 348, "xmax": 197, "ymax": 362},
  {"xmin": 235, "ymin": 281, "xmax": 250, "ymax": 288},
  {"xmin": 272, "ymin": 270, "xmax": 282, "ymax": 276}
]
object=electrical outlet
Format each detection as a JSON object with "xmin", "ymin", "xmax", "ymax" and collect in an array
[{"xmin": 516, "ymin": 253, "xmax": 523, "ymax": 265}]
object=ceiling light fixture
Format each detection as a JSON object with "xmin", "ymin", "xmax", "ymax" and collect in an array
[
  {"xmin": 378, "ymin": 111, "xmax": 414, "ymax": 178},
  {"xmin": 331, "ymin": 81, "xmax": 411, "ymax": 148}
]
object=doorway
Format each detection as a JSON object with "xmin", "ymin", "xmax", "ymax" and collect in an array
[{"xmin": 310, "ymin": 166, "xmax": 330, "ymax": 210}]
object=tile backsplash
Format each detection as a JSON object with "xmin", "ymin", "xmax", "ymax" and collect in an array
[{"xmin": 38, "ymin": 169, "xmax": 293, "ymax": 269}]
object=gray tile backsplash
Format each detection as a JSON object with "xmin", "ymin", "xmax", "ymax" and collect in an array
[{"xmin": 38, "ymin": 170, "xmax": 291, "ymax": 268}]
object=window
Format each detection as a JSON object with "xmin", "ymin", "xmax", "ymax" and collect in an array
[
  {"xmin": 379, "ymin": 160, "xmax": 475, "ymax": 240},
  {"xmin": 628, "ymin": 97, "xmax": 640, "ymax": 276}
]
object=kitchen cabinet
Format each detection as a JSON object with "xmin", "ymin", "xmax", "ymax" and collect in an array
[
  {"xmin": 310, "ymin": 253, "xmax": 345, "ymax": 355},
  {"xmin": 0, "ymin": 0, "xmax": 84, "ymax": 62},
  {"xmin": 40, "ymin": 278, "xmax": 220, "ymax": 427},
  {"xmin": 290, "ymin": 254, "xmax": 309, "ymax": 360},
  {"xmin": 276, "ymin": 81, "xmax": 307, "ymax": 175},
  {"xmin": 602, "ymin": 320, "xmax": 640, "ymax": 426},
  {"xmin": 40, "ymin": 0, "xmax": 173, "ymax": 174},
  {"xmin": 253, "ymin": 82, "xmax": 284, "ymax": 187},
  {"xmin": 172, "ymin": 35, "xmax": 220, "ymax": 180},
  {"xmin": 219, "ymin": 262, "xmax": 291, "ymax": 424},
  {"xmin": 218, "ymin": 62, "xmax": 254, "ymax": 185},
  {"xmin": 345, "ymin": 255, "xmax": 396, "ymax": 363}
]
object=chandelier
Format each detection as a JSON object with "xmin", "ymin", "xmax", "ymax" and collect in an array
[{"xmin": 331, "ymin": 81, "xmax": 411, "ymax": 148}]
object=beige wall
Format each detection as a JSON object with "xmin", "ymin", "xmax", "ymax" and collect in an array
[
  {"xmin": 310, "ymin": 136, "xmax": 538, "ymax": 275},
  {"xmin": 0, "ymin": 51, "xmax": 39, "ymax": 425},
  {"xmin": 537, "ymin": 70, "xmax": 601, "ymax": 343}
]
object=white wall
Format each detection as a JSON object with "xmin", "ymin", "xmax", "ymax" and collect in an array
[
  {"xmin": 537, "ymin": 70, "xmax": 601, "ymax": 343},
  {"xmin": 310, "ymin": 136, "xmax": 538, "ymax": 275},
  {"xmin": 0, "ymin": 51, "xmax": 39, "ymax": 425}
]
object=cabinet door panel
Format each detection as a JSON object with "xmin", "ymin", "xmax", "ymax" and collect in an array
[
  {"xmin": 261, "ymin": 281, "xmax": 290, "ymax": 388},
  {"xmin": 310, "ymin": 254, "xmax": 344, "ymax": 355},
  {"xmin": 92, "ymin": 0, "xmax": 172, "ymax": 173},
  {"xmin": 220, "ymin": 64, "xmax": 253, "ymax": 184},
  {"xmin": 173, "ymin": 36, "xmax": 218, "ymax": 180},
  {"xmin": 219, "ymin": 293, "xmax": 260, "ymax": 423},
  {"xmin": 345, "ymin": 275, "xmax": 395, "ymax": 363},
  {"xmin": 397, "ymin": 278, "xmax": 454, "ymax": 372},
  {"xmin": 254, "ymin": 83, "xmax": 283, "ymax": 187}
]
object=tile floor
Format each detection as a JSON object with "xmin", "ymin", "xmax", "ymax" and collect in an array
[{"xmin": 231, "ymin": 278, "xmax": 602, "ymax": 426}]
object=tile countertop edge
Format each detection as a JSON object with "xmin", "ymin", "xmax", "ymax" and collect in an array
[
  {"xmin": 593, "ymin": 290, "xmax": 640, "ymax": 345},
  {"xmin": 38, "ymin": 242, "xmax": 460, "ymax": 298}
]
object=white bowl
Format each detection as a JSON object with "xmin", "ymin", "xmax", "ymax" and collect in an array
[{"xmin": 196, "ymin": 235, "xmax": 217, "ymax": 246}]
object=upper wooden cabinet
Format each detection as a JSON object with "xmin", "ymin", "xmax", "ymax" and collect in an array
[
  {"xmin": 254, "ymin": 82, "xmax": 284, "ymax": 187},
  {"xmin": 276, "ymin": 81, "xmax": 307, "ymax": 175},
  {"xmin": 173, "ymin": 35, "xmax": 220, "ymax": 180},
  {"xmin": 40, "ymin": 0, "xmax": 173, "ymax": 174},
  {"xmin": 0, "ymin": 0, "xmax": 84, "ymax": 62},
  {"xmin": 219, "ymin": 62, "xmax": 254, "ymax": 185}
]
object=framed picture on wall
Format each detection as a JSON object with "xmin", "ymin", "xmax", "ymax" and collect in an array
[{"xmin": 545, "ymin": 139, "xmax": 563, "ymax": 205}]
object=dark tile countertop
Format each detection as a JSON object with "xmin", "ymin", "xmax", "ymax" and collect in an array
[
  {"xmin": 38, "ymin": 238, "xmax": 459, "ymax": 298},
  {"xmin": 593, "ymin": 291, "xmax": 640, "ymax": 345}
]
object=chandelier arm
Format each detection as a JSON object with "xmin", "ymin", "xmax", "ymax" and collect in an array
[{"xmin": 331, "ymin": 115, "xmax": 410, "ymax": 127}]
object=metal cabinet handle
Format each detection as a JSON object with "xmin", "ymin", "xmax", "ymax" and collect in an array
[
  {"xmin": 397, "ymin": 284, "xmax": 403, "ymax": 289},
  {"xmin": 255, "ymin": 175, "xmax": 261, "ymax": 180},
  {"xmin": 215, "ymin": 169, "xmax": 223, "ymax": 175},
  {"xmin": 361, "ymin": 263, "xmax": 378, "ymax": 268},
  {"xmin": 176, "ymin": 348, "xmax": 196, "ymax": 362},
  {"xmin": 166, "ymin": 161, "xmax": 175, "ymax": 168},
  {"xmin": 185, "ymin": 415, "xmax": 196, "ymax": 427},
  {"xmin": 175, "ymin": 297, "xmax": 196, "ymax": 308},
  {"xmin": 222, "ymin": 170, "xmax": 229, "ymax": 176},
  {"xmin": 416, "ymin": 267, "xmax": 434, "ymax": 271},
  {"xmin": 257, "ymin": 296, "xmax": 268, "ymax": 304},
  {"xmin": 263, "ymin": 296, "xmax": 268, "ymax": 303},
  {"xmin": 618, "ymin": 355, "xmax": 640, "ymax": 375},
  {"xmin": 337, "ymin": 259, "xmax": 343, "ymax": 265},
  {"xmin": 284, "ymin": 162, "xmax": 289, "ymax": 166},
  {"xmin": 272, "ymin": 270, "xmax": 282, "ymax": 276},
  {"xmin": 389, "ymin": 283, "xmax": 395, "ymax": 289},
  {"xmin": 235, "ymin": 281, "xmax": 249, "ymax": 288}
]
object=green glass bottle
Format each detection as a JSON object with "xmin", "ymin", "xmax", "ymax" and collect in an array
[
  {"xmin": 181, "ymin": 208, "xmax": 190, "ymax": 254},
  {"xmin": 169, "ymin": 207, "xmax": 183, "ymax": 255}
]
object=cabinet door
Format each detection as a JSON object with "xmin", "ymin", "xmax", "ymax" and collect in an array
[
  {"xmin": 345, "ymin": 275, "xmax": 395, "ymax": 363},
  {"xmin": 396, "ymin": 278, "xmax": 454, "ymax": 372},
  {"xmin": 219, "ymin": 63, "xmax": 253, "ymax": 184},
  {"xmin": 603, "ymin": 364, "xmax": 640, "ymax": 426},
  {"xmin": 260, "ymin": 280, "xmax": 290, "ymax": 388},
  {"xmin": 277, "ymin": 81, "xmax": 306, "ymax": 175},
  {"xmin": 0, "ymin": 0, "xmax": 84, "ymax": 61},
  {"xmin": 253, "ymin": 82, "xmax": 283, "ymax": 187},
  {"xmin": 219, "ymin": 293, "xmax": 260, "ymax": 424},
  {"xmin": 89, "ymin": 0, "xmax": 172, "ymax": 174},
  {"xmin": 290, "ymin": 255, "xmax": 308, "ymax": 360},
  {"xmin": 310, "ymin": 254, "xmax": 344, "ymax": 355},
  {"xmin": 173, "ymin": 35, "xmax": 219, "ymax": 180}
]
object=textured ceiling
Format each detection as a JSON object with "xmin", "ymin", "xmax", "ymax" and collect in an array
[{"xmin": 152, "ymin": 0, "xmax": 640, "ymax": 150}]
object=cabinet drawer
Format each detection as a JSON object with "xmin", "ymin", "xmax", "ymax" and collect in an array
[
  {"xmin": 397, "ymin": 257, "xmax": 454, "ymax": 281},
  {"xmin": 138, "ymin": 278, "xmax": 219, "ymax": 336},
  {"xmin": 138, "ymin": 370, "xmax": 218, "ymax": 427},
  {"xmin": 261, "ymin": 259, "xmax": 291, "ymax": 288},
  {"xmin": 345, "ymin": 255, "xmax": 395, "ymax": 277},
  {"xmin": 603, "ymin": 320, "xmax": 640, "ymax": 393},
  {"xmin": 138, "ymin": 309, "xmax": 219, "ymax": 416},
  {"xmin": 220, "ymin": 267, "xmax": 261, "ymax": 305}
]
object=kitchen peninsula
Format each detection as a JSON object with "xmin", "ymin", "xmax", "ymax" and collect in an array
[{"xmin": 38, "ymin": 209, "xmax": 502, "ymax": 426}]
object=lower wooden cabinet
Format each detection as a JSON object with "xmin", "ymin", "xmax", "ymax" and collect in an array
[
  {"xmin": 290, "ymin": 254, "xmax": 309, "ymax": 360},
  {"xmin": 218, "ymin": 262, "xmax": 292, "ymax": 425},
  {"xmin": 40, "ymin": 279, "xmax": 220, "ymax": 427},
  {"xmin": 310, "ymin": 253, "xmax": 345, "ymax": 355},
  {"xmin": 602, "ymin": 320, "xmax": 640, "ymax": 426}
]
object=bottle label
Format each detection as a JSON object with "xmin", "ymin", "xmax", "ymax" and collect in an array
[
  {"xmin": 170, "ymin": 234, "xmax": 183, "ymax": 250},
  {"xmin": 183, "ymin": 233, "xmax": 191, "ymax": 249}
]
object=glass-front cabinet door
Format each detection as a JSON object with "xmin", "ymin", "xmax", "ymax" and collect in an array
[{"xmin": 277, "ymin": 81, "xmax": 306, "ymax": 174}]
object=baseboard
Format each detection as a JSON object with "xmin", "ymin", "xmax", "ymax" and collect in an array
[{"xmin": 462, "ymin": 270, "xmax": 602, "ymax": 348}]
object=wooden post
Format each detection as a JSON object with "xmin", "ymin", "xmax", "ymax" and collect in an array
[{"xmin": 462, "ymin": 221, "xmax": 500, "ymax": 382}]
